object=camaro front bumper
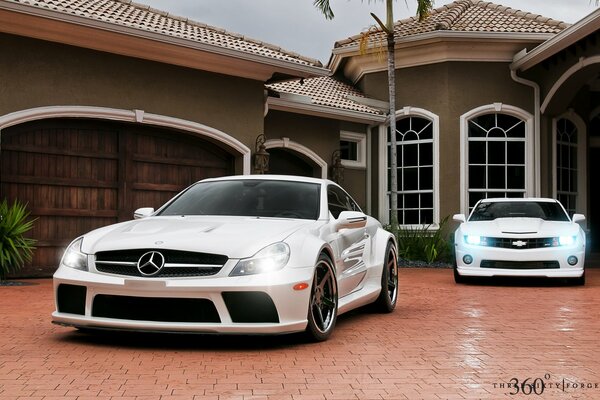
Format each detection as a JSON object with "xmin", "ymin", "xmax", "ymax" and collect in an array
[
  {"xmin": 455, "ymin": 245, "xmax": 585, "ymax": 278},
  {"xmin": 52, "ymin": 263, "xmax": 315, "ymax": 334}
]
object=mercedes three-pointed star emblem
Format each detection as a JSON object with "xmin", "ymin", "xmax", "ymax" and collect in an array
[{"xmin": 137, "ymin": 251, "xmax": 165, "ymax": 276}]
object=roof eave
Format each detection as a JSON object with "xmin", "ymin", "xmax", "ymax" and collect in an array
[
  {"xmin": 267, "ymin": 97, "xmax": 385, "ymax": 124},
  {"xmin": 511, "ymin": 8, "xmax": 600, "ymax": 72},
  {"xmin": 329, "ymin": 30, "xmax": 557, "ymax": 72},
  {"xmin": 0, "ymin": 1, "xmax": 329, "ymax": 80}
]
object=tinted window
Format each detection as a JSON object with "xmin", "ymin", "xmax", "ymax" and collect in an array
[
  {"xmin": 327, "ymin": 185, "xmax": 361, "ymax": 219},
  {"xmin": 159, "ymin": 180, "xmax": 320, "ymax": 220},
  {"xmin": 469, "ymin": 201, "xmax": 570, "ymax": 222}
]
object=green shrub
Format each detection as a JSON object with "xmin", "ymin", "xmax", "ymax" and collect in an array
[
  {"xmin": 387, "ymin": 216, "xmax": 453, "ymax": 264},
  {"xmin": 0, "ymin": 199, "xmax": 37, "ymax": 280}
]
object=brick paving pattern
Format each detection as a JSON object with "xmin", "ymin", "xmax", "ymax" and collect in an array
[{"xmin": 1, "ymin": 269, "xmax": 599, "ymax": 399}]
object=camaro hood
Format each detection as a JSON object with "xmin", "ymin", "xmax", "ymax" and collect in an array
[
  {"xmin": 462, "ymin": 218, "xmax": 579, "ymax": 237},
  {"xmin": 80, "ymin": 216, "xmax": 316, "ymax": 258}
]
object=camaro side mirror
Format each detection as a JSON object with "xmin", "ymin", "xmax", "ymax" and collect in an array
[
  {"xmin": 134, "ymin": 207, "xmax": 155, "ymax": 219},
  {"xmin": 453, "ymin": 214, "xmax": 466, "ymax": 223},
  {"xmin": 572, "ymin": 213, "xmax": 586, "ymax": 224},
  {"xmin": 336, "ymin": 211, "xmax": 367, "ymax": 231}
]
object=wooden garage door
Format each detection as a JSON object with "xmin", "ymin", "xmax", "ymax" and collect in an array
[{"xmin": 0, "ymin": 120, "xmax": 233, "ymax": 276}]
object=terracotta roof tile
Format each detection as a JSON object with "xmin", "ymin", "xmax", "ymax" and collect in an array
[
  {"xmin": 267, "ymin": 77, "xmax": 384, "ymax": 116},
  {"xmin": 336, "ymin": 0, "xmax": 569, "ymax": 49},
  {"xmin": 4, "ymin": 0, "xmax": 322, "ymax": 67}
]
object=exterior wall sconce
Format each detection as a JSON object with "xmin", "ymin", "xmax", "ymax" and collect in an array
[
  {"xmin": 254, "ymin": 134, "xmax": 270, "ymax": 174},
  {"xmin": 331, "ymin": 149, "xmax": 344, "ymax": 184}
]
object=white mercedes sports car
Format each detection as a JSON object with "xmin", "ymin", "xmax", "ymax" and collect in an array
[
  {"xmin": 52, "ymin": 175, "xmax": 398, "ymax": 341},
  {"xmin": 453, "ymin": 198, "xmax": 586, "ymax": 285}
]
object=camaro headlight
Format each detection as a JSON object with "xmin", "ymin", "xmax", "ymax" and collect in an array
[
  {"xmin": 60, "ymin": 238, "xmax": 88, "ymax": 271},
  {"xmin": 230, "ymin": 242, "xmax": 290, "ymax": 276},
  {"xmin": 465, "ymin": 235, "xmax": 481, "ymax": 245},
  {"xmin": 558, "ymin": 236, "xmax": 576, "ymax": 246}
]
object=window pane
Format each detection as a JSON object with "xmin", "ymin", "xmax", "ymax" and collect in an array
[
  {"xmin": 469, "ymin": 166, "xmax": 486, "ymax": 189},
  {"xmin": 403, "ymin": 168, "xmax": 418, "ymax": 190},
  {"xmin": 420, "ymin": 167, "xmax": 433, "ymax": 190},
  {"xmin": 469, "ymin": 191, "xmax": 486, "ymax": 209},
  {"xmin": 421, "ymin": 209, "xmax": 433, "ymax": 224},
  {"xmin": 340, "ymin": 140, "xmax": 358, "ymax": 161},
  {"xmin": 420, "ymin": 142, "xmax": 433, "ymax": 165},
  {"xmin": 507, "ymin": 166, "xmax": 525, "ymax": 189},
  {"xmin": 507, "ymin": 142, "xmax": 525, "ymax": 164},
  {"xmin": 488, "ymin": 127, "xmax": 506, "ymax": 138},
  {"xmin": 569, "ymin": 147, "xmax": 577, "ymax": 169},
  {"xmin": 421, "ymin": 193, "xmax": 433, "ymax": 208},
  {"xmin": 488, "ymin": 166, "xmax": 505, "ymax": 189},
  {"xmin": 403, "ymin": 143, "xmax": 418, "ymax": 166},
  {"xmin": 404, "ymin": 210, "xmax": 419, "ymax": 224},
  {"xmin": 405, "ymin": 193, "xmax": 419, "ymax": 208},
  {"xmin": 488, "ymin": 141, "xmax": 505, "ymax": 164},
  {"xmin": 469, "ymin": 141, "xmax": 486, "ymax": 164}
]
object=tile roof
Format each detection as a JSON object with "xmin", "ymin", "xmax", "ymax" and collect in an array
[
  {"xmin": 267, "ymin": 77, "xmax": 384, "ymax": 116},
  {"xmin": 4, "ymin": 0, "xmax": 323, "ymax": 67},
  {"xmin": 335, "ymin": 0, "xmax": 569, "ymax": 49}
]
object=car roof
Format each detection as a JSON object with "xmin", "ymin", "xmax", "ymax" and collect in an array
[
  {"xmin": 199, "ymin": 174, "xmax": 335, "ymax": 186},
  {"xmin": 479, "ymin": 197, "xmax": 559, "ymax": 204}
]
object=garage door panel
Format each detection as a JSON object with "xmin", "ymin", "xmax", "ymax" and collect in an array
[{"xmin": 1, "ymin": 120, "xmax": 234, "ymax": 276}]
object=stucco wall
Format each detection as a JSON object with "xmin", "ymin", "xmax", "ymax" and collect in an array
[
  {"xmin": 359, "ymin": 61, "xmax": 534, "ymax": 220},
  {"xmin": 0, "ymin": 33, "xmax": 265, "ymax": 172}
]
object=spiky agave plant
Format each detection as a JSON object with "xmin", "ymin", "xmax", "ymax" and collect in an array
[{"xmin": 0, "ymin": 199, "xmax": 37, "ymax": 280}]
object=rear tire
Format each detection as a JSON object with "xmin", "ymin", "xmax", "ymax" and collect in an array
[
  {"xmin": 374, "ymin": 242, "xmax": 398, "ymax": 313},
  {"xmin": 305, "ymin": 253, "xmax": 338, "ymax": 342}
]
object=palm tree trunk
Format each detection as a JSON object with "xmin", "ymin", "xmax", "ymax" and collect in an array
[{"xmin": 387, "ymin": 31, "xmax": 399, "ymax": 231}]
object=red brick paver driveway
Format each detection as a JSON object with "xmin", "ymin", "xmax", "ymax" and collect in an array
[{"xmin": 1, "ymin": 269, "xmax": 599, "ymax": 400}]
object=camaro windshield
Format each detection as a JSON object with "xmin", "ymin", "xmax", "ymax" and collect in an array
[
  {"xmin": 158, "ymin": 180, "xmax": 321, "ymax": 219},
  {"xmin": 469, "ymin": 201, "xmax": 570, "ymax": 222}
]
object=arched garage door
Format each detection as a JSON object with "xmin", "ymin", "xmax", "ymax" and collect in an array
[{"xmin": 0, "ymin": 119, "xmax": 234, "ymax": 276}]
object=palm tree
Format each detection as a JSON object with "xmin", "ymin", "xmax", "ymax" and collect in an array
[{"xmin": 315, "ymin": 0, "xmax": 433, "ymax": 231}]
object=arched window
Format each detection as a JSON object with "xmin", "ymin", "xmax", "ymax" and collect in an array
[
  {"xmin": 555, "ymin": 118, "xmax": 578, "ymax": 215},
  {"xmin": 466, "ymin": 112, "xmax": 527, "ymax": 211},
  {"xmin": 388, "ymin": 115, "xmax": 435, "ymax": 225}
]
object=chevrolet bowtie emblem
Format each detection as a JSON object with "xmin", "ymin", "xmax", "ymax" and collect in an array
[{"xmin": 512, "ymin": 240, "xmax": 527, "ymax": 247}]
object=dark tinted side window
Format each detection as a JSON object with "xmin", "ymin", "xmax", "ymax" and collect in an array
[{"xmin": 327, "ymin": 185, "xmax": 361, "ymax": 219}]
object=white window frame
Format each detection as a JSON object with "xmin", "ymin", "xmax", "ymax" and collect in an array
[
  {"xmin": 460, "ymin": 103, "xmax": 534, "ymax": 215},
  {"xmin": 552, "ymin": 110, "xmax": 587, "ymax": 215},
  {"xmin": 378, "ymin": 107, "xmax": 440, "ymax": 228},
  {"xmin": 339, "ymin": 131, "xmax": 366, "ymax": 169}
]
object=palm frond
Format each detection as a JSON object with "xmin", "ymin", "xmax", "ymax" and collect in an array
[
  {"xmin": 416, "ymin": 0, "xmax": 434, "ymax": 21},
  {"xmin": 313, "ymin": 0, "xmax": 334, "ymax": 20}
]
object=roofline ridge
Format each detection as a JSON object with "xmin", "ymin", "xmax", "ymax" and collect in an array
[
  {"xmin": 99, "ymin": 0, "xmax": 324, "ymax": 66},
  {"xmin": 477, "ymin": 0, "xmax": 570, "ymax": 29}
]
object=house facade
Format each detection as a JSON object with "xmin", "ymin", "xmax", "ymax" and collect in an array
[{"xmin": 1, "ymin": 0, "xmax": 599, "ymax": 276}]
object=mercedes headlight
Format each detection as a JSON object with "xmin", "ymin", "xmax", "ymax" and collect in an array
[
  {"xmin": 230, "ymin": 242, "xmax": 290, "ymax": 276},
  {"xmin": 60, "ymin": 238, "xmax": 88, "ymax": 271}
]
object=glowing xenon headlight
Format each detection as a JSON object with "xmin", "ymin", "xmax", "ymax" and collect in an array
[
  {"xmin": 558, "ymin": 236, "xmax": 576, "ymax": 246},
  {"xmin": 230, "ymin": 242, "xmax": 290, "ymax": 276},
  {"xmin": 60, "ymin": 237, "xmax": 88, "ymax": 271},
  {"xmin": 465, "ymin": 235, "xmax": 481, "ymax": 245}
]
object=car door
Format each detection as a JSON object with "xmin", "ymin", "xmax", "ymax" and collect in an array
[{"xmin": 326, "ymin": 185, "xmax": 371, "ymax": 297}]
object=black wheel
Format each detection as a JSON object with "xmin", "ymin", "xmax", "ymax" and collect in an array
[
  {"xmin": 453, "ymin": 265, "xmax": 466, "ymax": 284},
  {"xmin": 305, "ymin": 253, "xmax": 338, "ymax": 342},
  {"xmin": 374, "ymin": 241, "xmax": 398, "ymax": 313}
]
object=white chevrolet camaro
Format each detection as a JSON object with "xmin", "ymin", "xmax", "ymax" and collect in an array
[
  {"xmin": 52, "ymin": 175, "xmax": 398, "ymax": 341},
  {"xmin": 453, "ymin": 198, "xmax": 586, "ymax": 285}
]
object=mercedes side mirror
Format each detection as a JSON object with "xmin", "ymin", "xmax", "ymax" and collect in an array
[
  {"xmin": 453, "ymin": 214, "xmax": 466, "ymax": 223},
  {"xmin": 134, "ymin": 207, "xmax": 155, "ymax": 219},
  {"xmin": 336, "ymin": 211, "xmax": 367, "ymax": 231}
]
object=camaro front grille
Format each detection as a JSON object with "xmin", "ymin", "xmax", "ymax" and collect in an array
[
  {"xmin": 95, "ymin": 249, "xmax": 227, "ymax": 277},
  {"xmin": 482, "ymin": 237, "xmax": 556, "ymax": 249},
  {"xmin": 480, "ymin": 260, "xmax": 560, "ymax": 269}
]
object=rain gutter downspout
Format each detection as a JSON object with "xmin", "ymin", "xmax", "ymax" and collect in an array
[{"xmin": 510, "ymin": 67, "xmax": 541, "ymax": 197}]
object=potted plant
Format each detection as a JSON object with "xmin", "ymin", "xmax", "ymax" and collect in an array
[{"xmin": 0, "ymin": 199, "xmax": 37, "ymax": 281}]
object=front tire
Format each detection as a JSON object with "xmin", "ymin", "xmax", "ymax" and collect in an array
[
  {"xmin": 305, "ymin": 253, "xmax": 338, "ymax": 342},
  {"xmin": 453, "ymin": 265, "xmax": 466, "ymax": 284},
  {"xmin": 374, "ymin": 241, "xmax": 398, "ymax": 313}
]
